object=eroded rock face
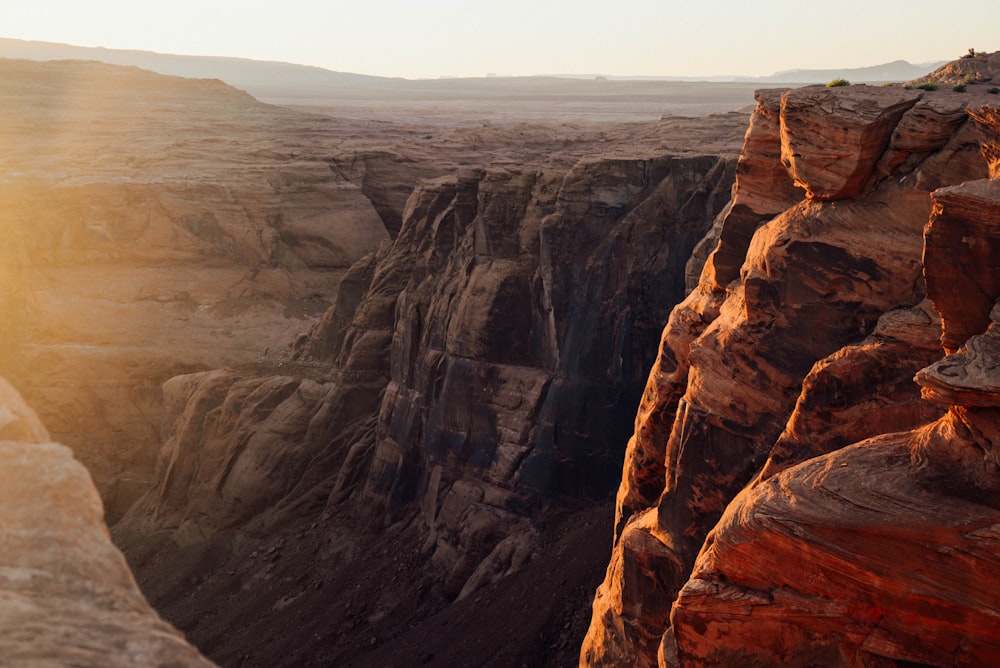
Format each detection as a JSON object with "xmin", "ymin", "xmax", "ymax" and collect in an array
[
  {"xmin": 924, "ymin": 179, "xmax": 1000, "ymax": 353},
  {"xmin": 0, "ymin": 59, "xmax": 389, "ymax": 521},
  {"xmin": 916, "ymin": 49, "xmax": 1000, "ymax": 86},
  {"xmin": 670, "ymin": 182, "xmax": 1000, "ymax": 665},
  {"xmin": 779, "ymin": 85, "xmax": 920, "ymax": 200},
  {"xmin": 112, "ymin": 143, "xmax": 740, "ymax": 665},
  {"xmin": 583, "ymin": 80, "xmax": 996, "ymax": 667},
  {"xmin": 757, "ymin": 300, "xmax": 945, "ymax": 480},
  {"xmin": 661, "ymin": 112, "xmax": 1000, "ymax": 666},
  {"xmin": 671, "ymin": 424, "xmax": 1000, "ymax": 667},
  {"xmin": 0, "ymin": 380, "xmax": 214, "ymax": 667}
]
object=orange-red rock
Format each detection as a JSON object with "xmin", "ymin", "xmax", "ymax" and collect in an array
[
  {"xmin": 970, "ymin": 104, "xmax": 1000, "ymax": 177},
  {"xmin": 779, "ymin": 85, "xmax": 920, "ymax": 200},
  {"xmin": 916, "ymin": 49, "xmax": 1000, "ymax": 86},
  {"xmin": 757, "ymin": 301, "xmax": 945, "ymax": 480},
  {"xmin": 671, "ymin": 422, "xmax": 1000, "ymax": 667},
  {"xmin": 584, "ymin": 68, "xmax": 999, "ymax": 667},
  {"xmin": 662, "ymin": 99, "xmax": 1000, "ymax": 667},
  {"xmin": 924, "ymin": 179, "xmax": 1000, "ymax": 353},
  {"xmin": 672, "ymin": 306, "xmax": 1000, "ymax": 665}
]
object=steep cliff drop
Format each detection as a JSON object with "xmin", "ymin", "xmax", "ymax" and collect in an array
[
  {"xmin": 110, "ymin": 122, "xmax": 746, "ymax": 664},
  {"xmin": 0, "ymin": 378, "xmax": 215, "ymax": 667},
  {"xmin": 582, "ymin": 61, "xmax": 1000, "ymax": 666}
]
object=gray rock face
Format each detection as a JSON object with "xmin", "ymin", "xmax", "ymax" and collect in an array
[{"xmin": 112, "ymin": 149, "xmax": 737, "ymax": 664}]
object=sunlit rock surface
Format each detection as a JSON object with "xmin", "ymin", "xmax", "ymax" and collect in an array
[
  {"xmin": 670, "ymin": 182, "xmax": 1000, "ymax": 666},
  {"xmin": 583, "ymin": 70, "xmax": 999, "ymax": 667},
  {"xmin": 0, "ymin": 380, "xmax": 214, "ymax": 667}
]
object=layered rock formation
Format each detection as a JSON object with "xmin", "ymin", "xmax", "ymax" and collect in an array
[
  {"xmin": 670, "ymin": 177, "xmax": 1000, "ymax": 667},
  {"xmin": 0, "ymin": 59, "xmax": 390, "ymax": 520},
  {"xmin": 915, "ymin": 49, "xmax": 1000, "ymax": 86},
  {"xmin": 583, "ymin": 82, "xmax": 999, "ymax": 666},
  {"xmin": 112, "ymin": 140, "xmax": 741, "ymax": 664},
  {"xmin": 0, "ymin": 378, "xmax": 214, "ymax": 667},
  {"xmin": 0, "ymin": 57, "xmax": 752, "ymax": 529}
]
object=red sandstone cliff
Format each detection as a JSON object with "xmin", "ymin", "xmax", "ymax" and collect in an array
[{"xmin": 582, "ymin": 74, "xmax": 1000, "ymax": 666}]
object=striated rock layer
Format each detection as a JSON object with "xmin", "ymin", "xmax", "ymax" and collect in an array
[
  {"xmin": 0, "ymin": 59, "xmax": 390, "ymax": 521},
  {"xmin": 0, "ymin": 379, "xmax": 214, "ymax": 667},
  {"xmin": 670, "ymin": 177, "xmax": 1000, "ymax": 666},
  {"xmin": 112, "ymin": 137, "xmax": 742, "ymax": 665},
  {"xmin": 583, "ymin": 79, "xmax": 999, "ymax": 666}
]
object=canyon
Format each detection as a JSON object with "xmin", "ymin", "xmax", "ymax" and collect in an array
[{"xmin": 3, "ymin": 48, "xmax": 1000, "ymax": 667}]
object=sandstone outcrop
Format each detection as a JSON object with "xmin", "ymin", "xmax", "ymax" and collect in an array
[
  {"xmin": 583, "ymin": 79, "xmax": 997, "ymax": 666},
  {"xmin": 0, "ymin": 379, "xmax": 214, "ymax": 667},
  {"xmin": 669, "ymin": 176, "xmax": 1000, "ymax": 667},
  {"xmin": 915, "ymin": 49, "xmax": 1000, "ymax": 86}
]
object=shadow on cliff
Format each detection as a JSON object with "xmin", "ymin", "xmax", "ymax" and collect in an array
[{"xmin": 111, "ymin": 132, "xmax": 741, "ymax": 665}]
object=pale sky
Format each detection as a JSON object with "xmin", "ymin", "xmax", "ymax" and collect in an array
[{"xmin": 3, "ymin": 0, "xmax": 998, "ymax": 79}]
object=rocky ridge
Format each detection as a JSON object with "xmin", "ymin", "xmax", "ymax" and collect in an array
[
  {"xmin": 582, "ymin": 78, "xmax": 1000, "ymax": 665},
  {"xmin": 0, "ymin": 57, "xmax": 752, "ymax": 530}
]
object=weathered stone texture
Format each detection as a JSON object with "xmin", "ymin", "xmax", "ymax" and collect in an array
[{"xmin": 583, "ymin": 78, "xmax": 1000, "ymax": 667}]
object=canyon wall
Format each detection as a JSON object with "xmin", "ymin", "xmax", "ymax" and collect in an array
[
  {"xmin": 582, "ymin": 79, "xmax": 1000, "ymax": 665},
  {"xmin": 111, "ymin": 146, "xmax": 738, "ymax": 665},
  {"xmin": 0, "ymin": 60, "xmax": 389, "ymax": 522},
  {"xmin": 0, "ymin": 378, "xmax": 215, "ymax": 667}
]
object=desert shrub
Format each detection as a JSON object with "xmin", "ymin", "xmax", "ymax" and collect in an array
[
  {"xmin": 915, "ymin": 80, "xmax": 939, "ymax": 91},
  {"xmin": 953, "ymin": 83, "xmax": 967, "ymax": 92},
  {"xmin": 826, "ymin": 78, "xmax": 850, "ymax": 87},
  {"xmin": 988, "ymin": 87, "xmax": 999, "ymax": 94}
]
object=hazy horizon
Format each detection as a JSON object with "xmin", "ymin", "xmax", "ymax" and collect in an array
[{"xmin": 4, "ymin": 1, "xmax": 998, "ymax": 80}]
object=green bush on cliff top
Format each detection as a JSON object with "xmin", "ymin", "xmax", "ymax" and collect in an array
[{"xmin": 826, "ymin": 78, "xmax": 850, "ymax": 87}]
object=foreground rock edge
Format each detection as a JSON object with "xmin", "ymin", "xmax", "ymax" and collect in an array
[{"xmin": 0, "ymin": 379, "xmax": 215, "ymax": 667}]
